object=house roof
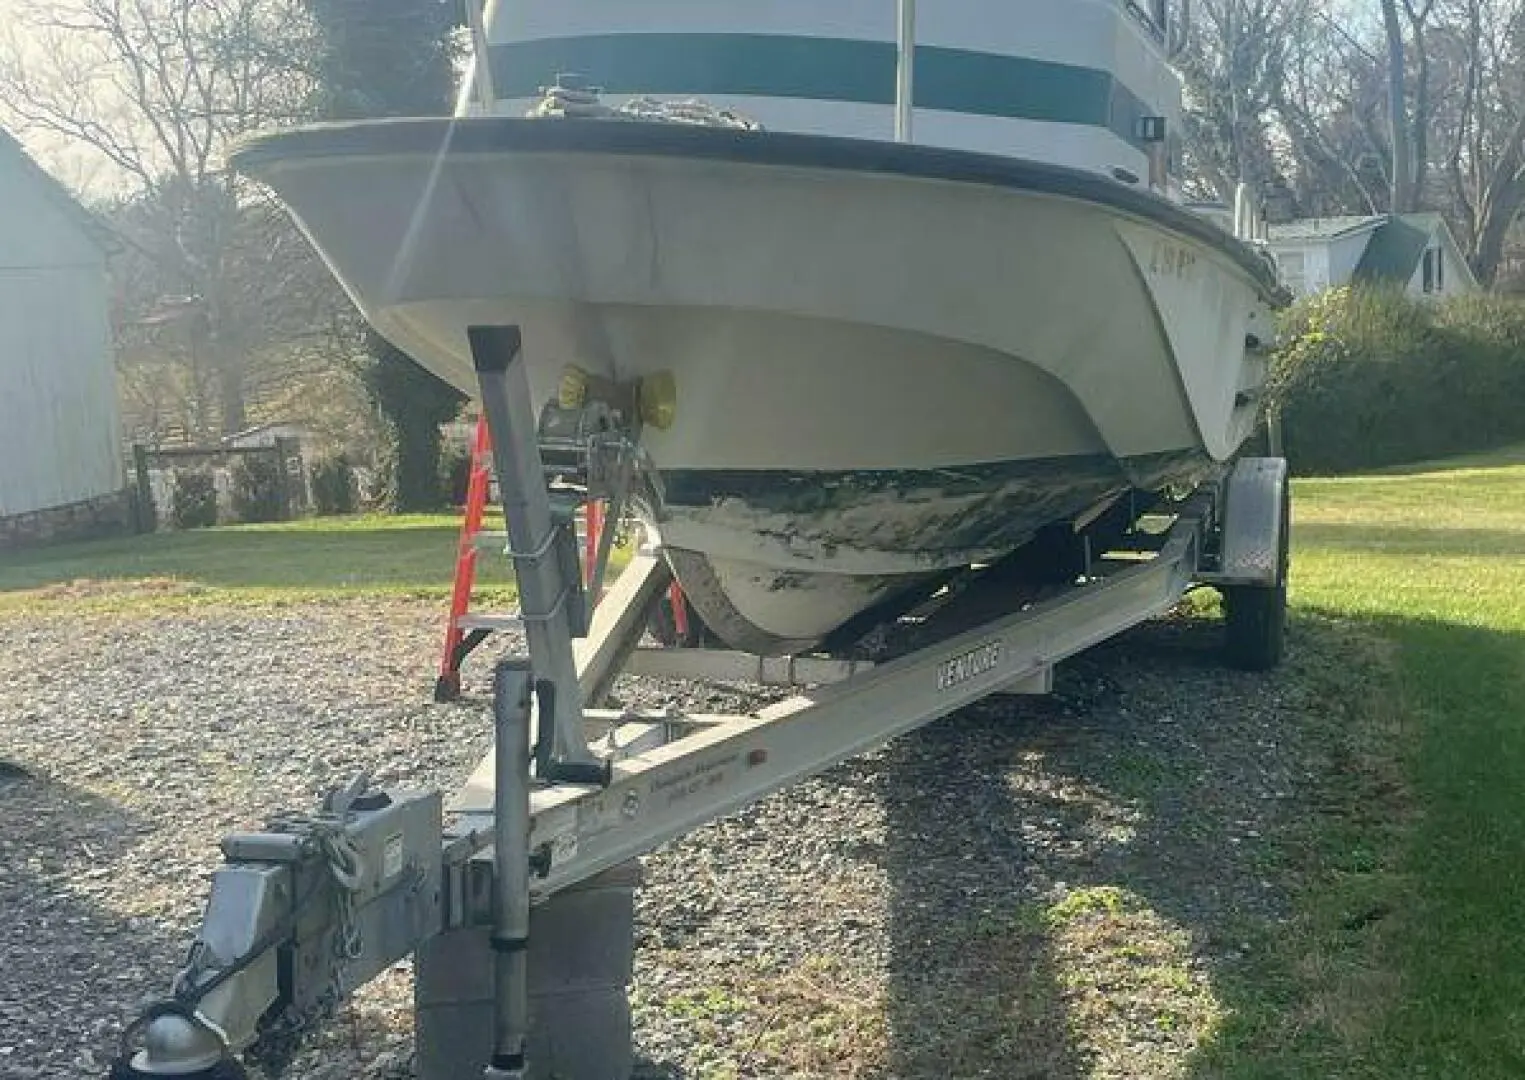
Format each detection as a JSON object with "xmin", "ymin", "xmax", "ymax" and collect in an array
[
  {"xmin": 0, "ymin": 127, "xmax": 117, "ymax": 254},
  {"xmin": 1267, "ymin": 210, "xmax": 1479, "ymax": 290},
  {"xmin": 1267, "ymin": 215, "xmax": 1386, "ymax": 243},
  {"xmin": 1353, "ymin": 214, "xmax": 1433, "ymax": 286}
]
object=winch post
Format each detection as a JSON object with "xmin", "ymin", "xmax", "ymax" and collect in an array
[
  {"xmin": 486, "ymin": 661, "xmax": 534, "ymax": 1079},
  {"xmin": 469, "ymin": 325, "xmax": 599, "ymax": 773}
]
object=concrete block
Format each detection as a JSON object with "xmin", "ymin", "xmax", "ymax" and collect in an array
[{"xmin": 416, "ymin": 861, "xmax": 640, "ymax": 1080}]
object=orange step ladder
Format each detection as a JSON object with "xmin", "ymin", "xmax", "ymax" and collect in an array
[{"xmin": 434, "ymin": 414, "xmax": 690, "ymax": 702}]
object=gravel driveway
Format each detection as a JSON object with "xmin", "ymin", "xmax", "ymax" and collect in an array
[{"xmin": 0, "ymin": 595, "xmax": 1331, "ymax": 1079}]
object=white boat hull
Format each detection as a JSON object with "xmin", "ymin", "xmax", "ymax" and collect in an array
[{"xmin": 233, "ymin": 119, "xmax": 1281, "ymax": 654}]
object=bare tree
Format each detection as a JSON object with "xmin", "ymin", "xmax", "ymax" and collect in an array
[
  {"xmin": 0, "ymin": 0, "xmax": 337, "ymax": 437},
  {"xmin": 1174, "ymin": 0, "xmax": 1525, "ymax": 282},
  {"xmin": 1379, "ymin": 0, "xmax": 1440, "ymax": 211},
  {"xmin": 1444, "ymin": 0, "xmax": 1525, "ymax": 281},
  {"xmin": 1177, "ymin": 0, "xmax": 1305, "ymax": 203},
  {"xmin": 1269, "ymin": 10, "xmax": 1389, "ymax": 214}
]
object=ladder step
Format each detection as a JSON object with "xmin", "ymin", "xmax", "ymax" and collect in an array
[
  {"xmin": 455, "ymin": 613, "xmax": 523, "ymax": 632},
  {"xmin": 471, "ymin": 526, "xmax": 590, "ymax": 552}
]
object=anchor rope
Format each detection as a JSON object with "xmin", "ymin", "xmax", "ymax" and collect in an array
[{"xmin": 526, "ymin": 82, "xmax": 764, "ymax": 130}]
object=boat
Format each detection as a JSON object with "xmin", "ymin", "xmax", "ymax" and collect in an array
[{"xmin": 229, "ymin": 0, "xmax": 1287, "ymax": 657}]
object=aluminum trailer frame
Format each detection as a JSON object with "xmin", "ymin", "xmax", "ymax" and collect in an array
[
  {"xmin": 107, "ymin": 324, "xmax": 1288, "ymax": 1080},
  {"xmin": 448, "ymin": 505, "xmax": 1212, "ymax": 902}
]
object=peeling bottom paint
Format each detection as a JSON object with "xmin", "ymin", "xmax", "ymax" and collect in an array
[
  {"xmin": 657, "ymin": 449, "xmax": 1205, "ymax": 571},
  {"xmin": 651, "ymin": 449, "xmax": 1212, "ymax": 655}
]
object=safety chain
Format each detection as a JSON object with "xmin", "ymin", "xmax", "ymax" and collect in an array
[
  {"xmin": 115, "ymin": 802, "xmax": 371, "ymax": 1076},
  {"xmin": 234, "ymin": 796, "xmax": 374, "ymax": 1075},
  {"xmin": 262, "ymin": 808, "xmax": 369, "ymax": 972}
]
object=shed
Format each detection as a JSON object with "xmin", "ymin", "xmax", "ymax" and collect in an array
[{"xmin": 0, "ymin": 129, "xmax": 127, "ymax": 548}]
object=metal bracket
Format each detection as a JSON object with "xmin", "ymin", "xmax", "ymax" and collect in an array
[{"xmin": 470, "ymin": 326, "xmax": 599, "ymax": 774}]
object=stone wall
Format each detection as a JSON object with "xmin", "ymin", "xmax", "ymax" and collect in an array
[{"xmin": 0, "ymin": 488, "xmax": 132, "ymax": 552}]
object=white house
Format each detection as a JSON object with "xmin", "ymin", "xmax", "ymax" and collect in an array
[
  {"xmin": 0, "ymin": 128, "xmax": 127, "ymax": 549},
  {"xmin": 1265, "ymin": 213, "xmax": 1479, "ymax": 299}
]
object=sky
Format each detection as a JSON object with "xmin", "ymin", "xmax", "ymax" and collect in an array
[{"xmin": 0, "ymin": 0, "xmax": 114, "ymax": 195}]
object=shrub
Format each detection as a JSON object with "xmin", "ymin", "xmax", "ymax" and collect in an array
[
  {"xmin": 170, "ymin": 469, "xmax": 219, "ymax": 529},
  {"xmin": 439, "ymin": 443, "xmax": 472, "ymax": 507},
  {"xmin": 1269, "ymin": 286, "xmax": 1525, "ymax": 474},
  {"xmin": 230, "ymin": 453, "xmax": 287, "ymax": 523},
  {"xmin": 310, "ymin": 454, "xmax": 357, "ymax": 516}
]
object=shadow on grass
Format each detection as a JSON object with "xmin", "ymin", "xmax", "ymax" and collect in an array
[
  {"xmin": 882, "ymin": 714, "xmax": 1088, "ymax": 1078},
  {"xmin": 1361, "ymin": 443, "xmax": 1525, "ymax": 476},
  {"xmin": 876, "ymin": 611, "xmax": 1412, "ymax": 1078},
  {"xmin": 1298, "ymin": 608, "xmax": 1525, "ymax": 1080}
]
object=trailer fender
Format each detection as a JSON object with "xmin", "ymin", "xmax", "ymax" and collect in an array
[{"xmin": 1215, "ymin": 456, "xmax": 1289, "ymax": 588}]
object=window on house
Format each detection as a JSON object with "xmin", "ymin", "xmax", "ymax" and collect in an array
[
  {"xmin": 1278, "ymin": 250, "xmax": 1307, "ymax": 295},
  {"xmin": 1423, "ymin": 247, "xmax": 1444, "ymax": 294}
]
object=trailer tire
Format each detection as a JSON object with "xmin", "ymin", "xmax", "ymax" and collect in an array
[
  {"xmin": 1222, "ymin": 468, "xmax": 1289, "ymax": 672},
  {"xmin": 1224, "ymin": 580, "xmax": 1286, "ymax": 671}
]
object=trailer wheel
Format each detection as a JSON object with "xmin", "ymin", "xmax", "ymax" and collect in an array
[
  {"xmin": 1222, "ymin": 468, "xmax": 1290, "ymax": 672},
  {"xmin": 1224, "ymin": 578, "xmax": 1286, "ymax": 671}
]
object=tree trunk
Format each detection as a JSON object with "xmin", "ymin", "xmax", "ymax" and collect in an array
[
  {"xmin": 1410, "ymin": 23, "xmax": 1430, "ymax": 207},
  {"xmin": 218, "ymin": 353, "xmax": 247, "ymax": 436},
  {"xmin": 1468, "ymin": 103, "xmax": 1525, "ymax": 286},
  {"xmin": 1382, "ymin": 0, "xmax": 1415, "ymax": 212},
  {"xmin": 1473, "ymin": 183, "xmax": 1525, "ymax": 286}
]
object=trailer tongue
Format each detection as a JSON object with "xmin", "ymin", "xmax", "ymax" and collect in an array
[{"xmin": 107, "ymin": 326, "xmax": 1288, "ymax": 1080}]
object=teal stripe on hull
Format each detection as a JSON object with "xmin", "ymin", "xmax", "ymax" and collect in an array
[{"xmin": 488, "ymin": 33, "xmax": 1156, "ymax": 149}]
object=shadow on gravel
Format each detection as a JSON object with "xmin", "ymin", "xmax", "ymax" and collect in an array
[
  {"xmin": 0, "ymin": 766, "xmax": 184, "ymax": 1078},
  {"xmin": 881, "ymin": 612, "xmax": 1317, "ymax": 1078},
  {"xmin": 882, "ymin": 714, "xmax": 1090, "ymax": 1078}
]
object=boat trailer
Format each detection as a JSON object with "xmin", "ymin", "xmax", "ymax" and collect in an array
[{"xmin": 107, "ymin": 325, "xmax": 1290, "ymax": 1080}]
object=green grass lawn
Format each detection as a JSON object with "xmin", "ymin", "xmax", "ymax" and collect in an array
[
  {"xmin": 1287, "ymin": 452, "xmax": 1525, "ymax": 1078},
  {"xmin": 0, "ymin": 512, "xmax": 521, "ymax": 611}
]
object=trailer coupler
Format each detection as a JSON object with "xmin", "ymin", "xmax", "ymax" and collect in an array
[{"xmin": 107, "ymin": 782, "xmax": 443, "ymax": 1078}]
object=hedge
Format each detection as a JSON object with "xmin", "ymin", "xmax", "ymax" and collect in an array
[
  {"xmin": 1268, "ymin": 286, "xmax": 1525, "ymax": 474},
  {"xmin": 230, "ymin": 454, "xmax": 287, "ymax": 523}
]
